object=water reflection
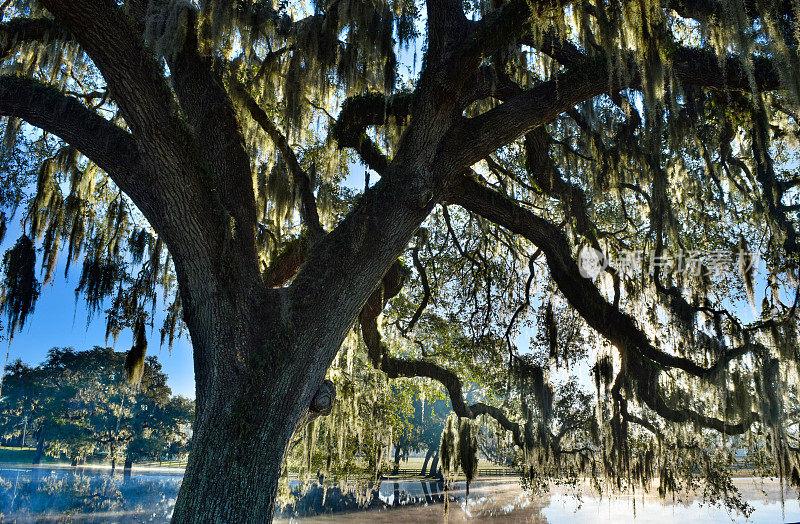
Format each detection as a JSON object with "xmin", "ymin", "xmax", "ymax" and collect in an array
[
  {"xmin": 0, "ymin": 465, "xmax": 180, "ymax": 522},
  {"xmin": 542, "ymin": 488, "xmax": 800, "ymax": 524},
  {"xmin": 1, "ymin": 466, "xmax": 799, "ymax": 523}
]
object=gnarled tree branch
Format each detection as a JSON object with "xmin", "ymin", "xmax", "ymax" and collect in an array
[
  {"xmin": 166, "ymin": 6, "xmax": 259, "ymax": 264},
  {"xmin": 0, "ymin": 75, "xmax": 146, "ymax": 207},
  {"xmin": 439, "ymin": 47, "xmax": 781, "ymax": 177},
  {"xmin": 40, "ymin": 0, "xmax": 193, "ymax": 156},
  {"xmin": 445, "ymin": 174, "xmax": 760, "ymax": 385},
  {"xmin": 0, "ymin": 17, "xmax": 65, "ymax": 59},
  {"xmin": 358, "ymin": 259, "xmax": 528, "ymax": 448}
]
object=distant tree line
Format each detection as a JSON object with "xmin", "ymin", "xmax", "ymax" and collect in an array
[
  {"xmin": 391, "ymin": 391, "xmax": 450, "ymax": 477},
  {"xmin": 0, "ymin": 346, "xmax": 193, "ymax": 474}
]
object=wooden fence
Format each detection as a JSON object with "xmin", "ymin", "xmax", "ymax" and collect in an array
[
  {"xmin": 391, "ymin": 466, "xmax": 516, "ymax": 477},
  {"xmin": 131, "ymin": 461, "xmax": 516, "ymax": 477}
]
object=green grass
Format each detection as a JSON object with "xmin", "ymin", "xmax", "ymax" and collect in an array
[
  {"xmin": 0, "ymin": 448, "xmax": 514, "ymax": 476},
  {"xmin": 0, "ymin": 446, "xmax": 62, "ymax": 464},
  {"xmin": 388, "ymin": 456, "xmax": 516, "ymax": 478},
  {"xmin": 0, "ymin": 446, "xmax": 37, "ymax": 463},
  {"xmin": 0, "ymin": 447, "xmax": 186, "ymax": 468}
]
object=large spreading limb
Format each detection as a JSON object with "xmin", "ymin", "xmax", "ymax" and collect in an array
[
  {"xmin": 36, "ymin": 0, "xmax": 245, "ymax": 279},
  {"xmin": 358, "ymin": 260, "xmax": 528, "ymax": 448},
  {"xmin": 336, "ymin": 46, "xmax": 777, "ymax": 183},
  {"xmin": 0, "ymin": 76, "xmax": 148, "ymax": 212},
  {"xmin": 751, "ymin": 101, "xmax": 800, "ymax": 255},
  {"xmin": 31, "ymin": 0, "xmax": 269, "ymax": 414},
  {"xmin": 330, "ymin": 93, "xmax": 412, "ymax": 176},
  {"xmin": 439, "ymin": 56, "xmax": 617, "ymax": 173},
  {"xmin": 633, "ymin": 363, "xmax": 759, "ymax": 434},
  {"xmin": 165, "ymin": 6, "xmax": 260, "ymax": 262},
  {"xmin": 445, "ymin": 174, "xmax": 761, "ymax": 386},
  {"xmin": 439, "ymin": 47, "xmax": 780, "ymax": 174},
  {"xmin": 452, "ymin": 0, "xmax": 577, "ymax": 89},
  {"xmin": 0, "ymin": 17, "xmax": 65, "ymax": 59},
  {"xmin": 39, "ymin": 0, "xmax": 192, "ymax": 155},
  {"xmin": 667, "ymin": 0, "xmax": 794, "ymax": 24}
]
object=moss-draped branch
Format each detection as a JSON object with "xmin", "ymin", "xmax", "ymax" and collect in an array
[
  {"xmin": 0, "ymin": 76, "xmax": 142, "ymax": 197},
  {"xmin": 445, "ymin": 173, "xmax": 760, "ymax": 433}
]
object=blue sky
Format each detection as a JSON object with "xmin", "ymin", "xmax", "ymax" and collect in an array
[
  {"xmin": 0, "ymin": 219, "xmax": 196, "ymax": 399},
  {"xmin": 0, "ymin": 163, "xmax": 372, "ymax": 401},
  {"xmin": 5, "ymin": 277, "xmax": 197, "ymax": 398},
  {"xmin": 4, "ymin": 273, "xmax": 196, "ymax": 398}
]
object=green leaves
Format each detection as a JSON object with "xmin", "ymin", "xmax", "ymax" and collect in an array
[
  {"xmin": 1, "ymin": 234, "xmax": 40, "ymax": 334},
  {"xmin": 0, "ymin": 346, "xmax": 193, "ymax": 464}
]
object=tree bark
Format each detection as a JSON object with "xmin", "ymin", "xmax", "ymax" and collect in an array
[
  {"xmin": 171, "ymin": 371, "xmax": 302, "ymax": 522},
  {"xmin": 171, "ymin": 294, "xmax": 339, "ymax": 523},
  {"xmin": 123, "ymin": 453, "xmax": 133, "ymax": 480},
  {"xmin": 428, "ymin": 450, "xmax": 440, "ymax": 478},
  {"xmin": 32, "ymin": 427, "xmax": 45, "ymax": 465},
  {"xmin": 393, "ymin": 445, "xmax": 402, "ymax": 474},
  {"xmin": 420, "ymin": 447, "xmax": 434, "ymax": 476}
]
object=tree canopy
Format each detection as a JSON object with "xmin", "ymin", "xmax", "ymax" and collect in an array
[
  {"xmin": 1, "ymin": 0, "xmax": 800, "ymax": 520},
  {"xmin": 0, "ymin": 347, "xmax": 193, "ymax": 468}
]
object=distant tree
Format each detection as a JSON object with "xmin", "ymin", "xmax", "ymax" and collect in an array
[
  {"xmin": 0, "ymin": 359, "xmax": 64, "ymax": 463},
  {"xmin": 0, "ymin": 347, "xmax": 193, "ymax": 469},
  {"xmin": 390, "ymin": 385, "xmax": 449, "ymax": 471},
  {"xmin": 414, "ymin": 396, "xmax": 450, "ymax": 476}
]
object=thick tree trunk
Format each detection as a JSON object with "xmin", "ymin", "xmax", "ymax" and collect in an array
[
  {"xmin": 420, "ymin": 447, "xmax": 434, "ymax": 476},
  {"xmin": 168, "ymin": 58, "xmax": 452, "ymax": 518},
  {"xmin": 167, "ymin": 160, "xmax": 438, "ymax": 520},
  {"xmin": 123, "ymin": 454, "xmax": 133, "ymax": 481},
  {"xmin": 428, "ymin": 450, "xmax": 440, "ymax": 478},
  {"xmin": 393, "ymin": 445, "xmax": 402, "ymax": 474},
  {"xmin": 421, "ymin": 480, "xmax": 432, "ymax": 504},
  {"xmin": 172, "ymin": 411, "xmax": 294, "ymax": 522},
  {"xmin": 171, "ymin": 308, "xmax": 333, "ymax": 523},
  {"xmin": 32, "ymin": 427, "xmax": 45, "ymax": 465}
]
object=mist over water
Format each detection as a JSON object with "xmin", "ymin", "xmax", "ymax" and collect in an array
[
  {"xmin": 1, "ymin": 467, "xmax": 799, "ymax": 523},
  {"xmin": 0, "ymin": 465, "xmax": 180, "ymax": 522}
]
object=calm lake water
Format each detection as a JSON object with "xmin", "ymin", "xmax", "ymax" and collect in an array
[{"xmin": 0, "ymin": 465, "xmax": 798, "ymax": 522}]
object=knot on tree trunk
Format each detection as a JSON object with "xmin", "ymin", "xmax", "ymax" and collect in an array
[{"xmin": 309, "ymin": 379, "xmax": 335, "ymax": 415}]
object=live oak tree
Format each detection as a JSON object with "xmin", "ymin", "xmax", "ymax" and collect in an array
[
  {"xmin": 2, "ymin": 0, "xmax": 800, "ymax": 520},
  {"xmin": 0, "ymin": 347, "xmax": 193, "ymax": 469}
]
